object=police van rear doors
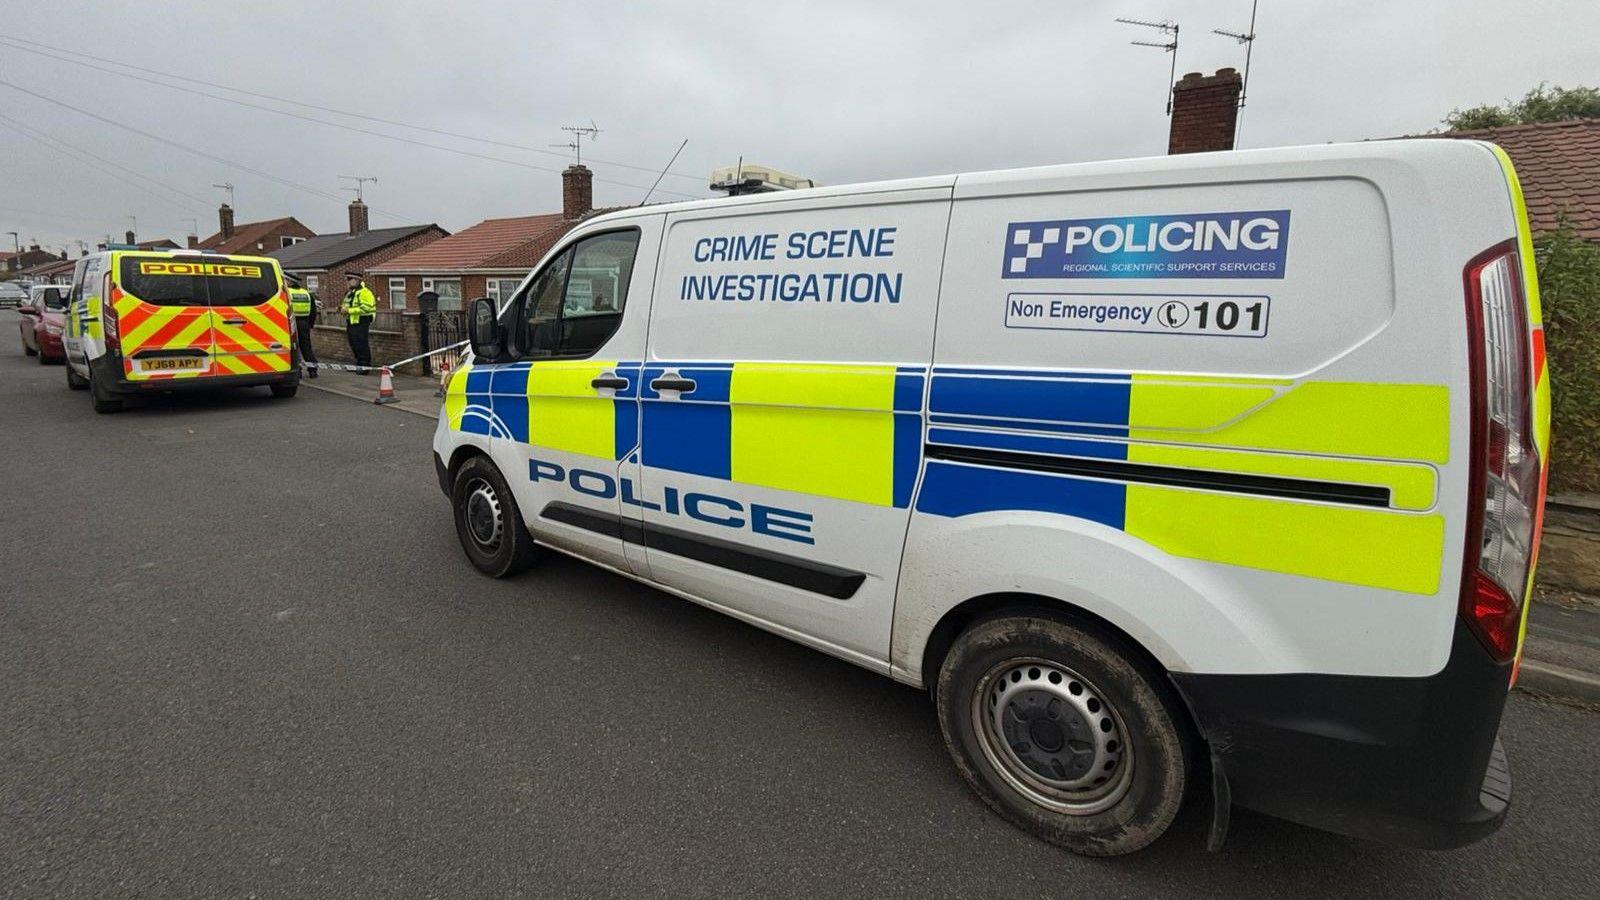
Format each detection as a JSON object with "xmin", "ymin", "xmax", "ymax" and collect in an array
[{"xmin": 111, "ymin": 254, "xmax": 290, "ymax": 381}]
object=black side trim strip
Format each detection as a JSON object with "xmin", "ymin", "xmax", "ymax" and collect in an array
[
  {"xmin": 925, "ymin": 443, "xmax": 1392, "ymax": 508},
  {"xmin": 540, "ymin": 502, "xmax": 866, "ymax": 600}
]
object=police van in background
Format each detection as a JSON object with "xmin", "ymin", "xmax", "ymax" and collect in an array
[
  {"xmin": 62, "ymin": 248, "xmax": 299, "ymax": 412},
  {"xmin": 432, "ymin": 140, "xmax": 1548, "ymax": 856}
]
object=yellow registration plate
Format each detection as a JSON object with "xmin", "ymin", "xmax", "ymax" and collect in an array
[{"xmin": 143, "ymin": 357, "xmax": 205, "ymax": 371}]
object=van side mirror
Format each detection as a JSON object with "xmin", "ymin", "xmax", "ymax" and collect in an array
[{"xmin": 467, "ymin": 297, "xmax": 505, "ymax": 361}]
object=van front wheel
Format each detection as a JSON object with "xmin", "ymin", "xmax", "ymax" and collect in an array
[
  {"xmin": 451, "ymin": 455, "xmax": 538, "ymax": 578},
  {"xmin": 936, "ymin": 613, "xmax": 1191, "ymax": 857},
  {"xmin": 65, "ymin": 363, "xmax": 88, "ymax": 391}
]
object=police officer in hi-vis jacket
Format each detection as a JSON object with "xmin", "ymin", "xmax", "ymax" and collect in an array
[
  {"xmin": 342, "ymin": 271, "xmax": 377, "ymax": 372},
  {"xmin": 287, "ymin": 275, "xmax": 319, "ymax": 379}
]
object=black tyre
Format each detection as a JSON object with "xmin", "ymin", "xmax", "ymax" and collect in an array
[
  {"xmin": 270, "ymin": 382, "xmax": 298, "ymax": 399},
  {"xmin": 451, "ymin": 455, "xmax": 538, "ymax": 577},
  {"xmin": 36, "ymin": 347, "xmax": 49, "ymax": 364},
  {"xmin": 936, "ymin": 612, "xmax": 1192, "ymax": 857},
  {"xmin": 24, "ymin": 344, "xmax": 37, "ymax": 357},
  {"xmin": 88, "ymin": 366, "xmax": 123, "ymax": 414},
  {"xmin": 65, "ymin": 362, "xmax": 88, "ymax": 391}
]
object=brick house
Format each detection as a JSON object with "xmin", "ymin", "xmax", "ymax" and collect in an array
[
  {"xmin": 369, "ymin": 165, "xmax": 599, "ymax": 310},
  {"xmin": 192, "ymin": 203, "xmax": 315, "ymax": 255},
  {"xmin": 4, "ymin": 243, "xmax": 64, "ymax": 274},
  {"xmin": 267, "ymin": 200, "xmax": 447, "ymax": 307},
  {"xmin": 17, "ymin": 255, "xmax": 76, "ymax": 285}
]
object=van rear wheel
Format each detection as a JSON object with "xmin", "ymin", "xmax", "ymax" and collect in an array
[
  {"xmin": 270, "ymin": 382, "xmax": 298, "ymax": 399},
  {"xmin": 935, "ymin": 612, "xmax": 1191, "ymax": 857},
  {"xmin": 451, "ymin": 455, "xmax": 538, "ymax": 578},
  {"xmin": 87, "ymin": 366, "xmax": 123, "ymax": 413}
]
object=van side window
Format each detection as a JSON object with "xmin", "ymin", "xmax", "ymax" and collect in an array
[
  {"xmin": 513, "ymin": 230, "xmax": 639, "ymax": 359},
  {"xmin": 69, "ymin": 262, "xmax": 87, "ymax": 305}
]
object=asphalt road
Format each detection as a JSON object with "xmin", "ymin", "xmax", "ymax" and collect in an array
[{"xmin": 2, "ymin": 313, "xmax": 1598, "ymax": 898}]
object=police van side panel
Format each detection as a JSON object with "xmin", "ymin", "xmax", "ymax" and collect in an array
[
  {"xmin": 633, "ymin": 182, "xmax": 951, "ymax": 666},
  {"xmin": 896, "ymin": 141, "xmax": 1545, "ymax": 847}
]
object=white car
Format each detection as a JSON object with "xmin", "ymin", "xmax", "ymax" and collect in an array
[
  {"xmin": 431, "ymin": 140, "xmax": 1546, "ymax": 856},
  {"xmin": 0, "ymin": 281, "xmax": 27, "ymax": 308}
]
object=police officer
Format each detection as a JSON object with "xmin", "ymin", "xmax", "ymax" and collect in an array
[
  {"xmin": 287, "ymin": 275, "xmax": 319, "ymax": 379},
  {"xmin": 342, "ymin": 270, "xmax": 377, "ymax": 372}
]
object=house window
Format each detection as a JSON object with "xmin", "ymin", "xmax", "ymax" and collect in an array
[
  {"xmin": 422, "ymin": 277, "xmax": 462, "ymax": 311},
  {"xmin": 280, "ymin": 236, "xmax": 305, "ymax": 248},
  {"xmin": 486, "ymin": 277, "xmax": 524, "ymax": 304},
  {"xmin": 389, "ymin": 278, "xmax": 408, "ymax": 310},
  {"xmin": 304, "ymin": 274, "xmax": 319, "ymax": 295}
]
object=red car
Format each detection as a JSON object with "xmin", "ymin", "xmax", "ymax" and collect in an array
[{"xmin": 17, "ymin": 284, "xmax": 68, "ymax": 363}]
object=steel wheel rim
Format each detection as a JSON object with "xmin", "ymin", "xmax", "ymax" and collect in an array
[
  {"xmin": 463, "ymin": 477, "xmax": 504, "ymax": 551},
  {"xmin": 971, "ymin": 657, "xmax": 1135, "ymax": 816}
]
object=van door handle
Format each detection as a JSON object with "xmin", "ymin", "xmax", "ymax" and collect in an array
[
  {"xmin": 221, "ymin": 317, "xmax": 247, "ymax": 326},
  {"xmin": 591, "ymin": 375, "xmax": 629, "ymax": 391},
  {"xmin": 650, "ymin": 376, "xmax": 696, "ymax": 394}
]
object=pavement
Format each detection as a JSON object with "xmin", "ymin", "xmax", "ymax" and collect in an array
[
  {"xmin": 3, "ymin": 313, "xmax": 1600, "ymax": 897},
  {"xmin": 301, "ymin": 364, "xmax": 444, "ymax": 419}
]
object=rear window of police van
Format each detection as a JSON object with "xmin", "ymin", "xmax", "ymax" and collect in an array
[{"xmin": 117, "ymin": 257, "xmax": 281, "ymax": 307}]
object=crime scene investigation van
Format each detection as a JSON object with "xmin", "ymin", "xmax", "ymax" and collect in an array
[
  {"xmin": 61, "ymin": 248, "xmax": 299, "ymax": 412},
  {"xmin": 432, "ymin": 140, "xmax": 1549, "ymax": 856}
]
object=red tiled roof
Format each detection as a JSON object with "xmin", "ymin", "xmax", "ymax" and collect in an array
[
  {"xmin": 373, "ymin": 214, "xmax": 567, "ymax": 271},
  {"xmin": 197, "ymin": 217, "xmax": 311, "ymax": 254},
  {"xmin": 482, "ymin": 208, "xmax": 628, "ymax": 268},
  {"xmin": 1410, "ymin": 118, "xmax": 1600, "ymax": 240}
]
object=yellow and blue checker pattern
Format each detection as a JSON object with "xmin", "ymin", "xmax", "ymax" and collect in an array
[
  {"xmin": 918, "ymin": 368, "xmax": 1449, "ymax": 595},
  {"xmin": 447, "ymin": 358, "xmax": 1452, "ymax": 596},
  {"xmin": 447, "ymin": 359, "xmax": 924, "ymax": 509}
]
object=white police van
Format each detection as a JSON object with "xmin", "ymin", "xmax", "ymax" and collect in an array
[{"xmin": 433, "ymin": 140, "xmax": 1549, "ymax": 855}]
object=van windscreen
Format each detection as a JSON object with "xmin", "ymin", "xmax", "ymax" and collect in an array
[{"xmin": 117, "ymin": 258, "xmax": 280, "ymax": 307}]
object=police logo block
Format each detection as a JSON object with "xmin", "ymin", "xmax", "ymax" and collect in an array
[{"xmin": 1003, "ymin": 210, "xmax": 1291, "ymax": 279}]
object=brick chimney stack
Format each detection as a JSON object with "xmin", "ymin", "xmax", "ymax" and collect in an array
[
  {"xmin": 125, "ymin": 229, "xmax": 136, "ymax": 245},
  {"xmin": 187, "ymin": 233, "xmax": 198, "ymax": 249},
  {"xmin": 563, "ymin": 164, "xmax": 593, "ymax": 220},
  {"xmin": 1168, "ymin": 68, "xmax": 1243, "ymax": 155},
  {"xmin": 348, "ymin": 198, "xmax": 370, "ymax": 235},
  {"xmin": 218, "ymin": 203, "xmax": 235, "ymax": 240}
]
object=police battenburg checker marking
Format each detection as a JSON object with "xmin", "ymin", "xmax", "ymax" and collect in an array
[{"xmin": 1003, "ymin": 210, "xmax": 1291, "ymax": 279}]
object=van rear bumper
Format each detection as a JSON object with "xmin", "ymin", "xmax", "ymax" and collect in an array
[
  {"xmin": 93, "ymin": 353, "xmax": 297, "ymax": 393},
  {"xmin": 1171, "ymin": 619, "xmax": 1513, "ymax": 849}
]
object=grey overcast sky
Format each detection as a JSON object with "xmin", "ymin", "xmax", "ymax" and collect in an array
[{"xmin": 2, "ymin": 0, "xmax": 1596, "ymax": 251}]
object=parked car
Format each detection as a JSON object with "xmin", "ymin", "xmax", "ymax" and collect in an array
[
  {"xmin": 18, "ymin": 283, "xmax": 69, "ymax": 362},
  {"xmin": 0, "ymin": 281, "xmax": 27, "ymax": 308}
]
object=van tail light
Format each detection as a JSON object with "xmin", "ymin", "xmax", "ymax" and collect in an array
[
  {"xmin": 1461, "ymin": 239, "xmax": 1541, "ymax": 663},
  {"xmin": 101, "ymin": 273, "xmax": 121, "ymax": 347}
]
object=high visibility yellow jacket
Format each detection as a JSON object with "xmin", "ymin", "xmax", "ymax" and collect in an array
[
  {"xmin": 289, "ymin": 287, "xmax": 315, "ymax": 319},
  {"xmin": 343, "ymin": 283, "xmax": 376, "ymax": 324}
]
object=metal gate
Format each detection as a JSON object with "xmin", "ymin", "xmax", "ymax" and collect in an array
[{"xmin": 418, "ymin": 309, "xmax": 467, "ymax": 376}]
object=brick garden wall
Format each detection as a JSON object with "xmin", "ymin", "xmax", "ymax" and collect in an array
[{"xmin": 309, "ymin": 315, "xmax": 429, "ymax": 375}]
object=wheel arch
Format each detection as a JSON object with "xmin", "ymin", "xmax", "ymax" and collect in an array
[{"xmin": 921, "ymin": 592, "xmax": 1176, "ymax": 707}]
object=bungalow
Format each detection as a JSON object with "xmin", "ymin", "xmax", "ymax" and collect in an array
[
  {"xmin": 268, "ymin": 200, "xmax": 447, "ymax": 306},
  {"xmin": 191, "ymin": 203, "xmax": 315, "ymax": 255},
  {"xmin": 17, "ymin": 255, "xmax": 76, "ymax": 285},
  {"xmin": 369, "ymin": 165, "xmax": 600, "ymax": 310}
]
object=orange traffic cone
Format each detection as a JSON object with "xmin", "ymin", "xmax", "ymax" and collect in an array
[{"xmin": 374, "ymin": 366, "xmax": 398, "ymax": 404}]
